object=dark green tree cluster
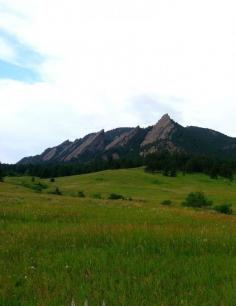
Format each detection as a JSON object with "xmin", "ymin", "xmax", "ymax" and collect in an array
[
  {"xmin": 0, "ymin": 156, "xmax": 143, "ymax": 179},
  {"xmin": 182, "ymin": 192, "xmax": 212, "ymax": 208},
  {"xmin": 1, "ymin": 151, "xmax": 236, "ymax": 180},
  {"xmin": 0, "ymin": 163, "xmax": 5, "ymax": 182},
  {"xmin": 145, "ymin": 151, "xmax": 235, "ymax": 180}
]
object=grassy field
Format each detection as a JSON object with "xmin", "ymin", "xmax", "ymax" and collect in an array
[{"xmin": 1, "ymin": 168, "xmax": 236, "ymax": 305}]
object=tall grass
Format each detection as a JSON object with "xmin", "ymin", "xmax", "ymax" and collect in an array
[{"xmin": 1, "ymin": 168, "xmax": 236, "ymax": 305}]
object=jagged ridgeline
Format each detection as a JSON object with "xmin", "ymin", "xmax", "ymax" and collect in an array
[{"xmin": 18, "ymin": 114, "xmax": 236, "ymax": 164}]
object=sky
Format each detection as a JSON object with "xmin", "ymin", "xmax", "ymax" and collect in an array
[{"xmin": 0, "ymin": 0, "xmax": 236, "ymax": 163}]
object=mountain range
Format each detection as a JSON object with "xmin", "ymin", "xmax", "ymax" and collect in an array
[{"xmin": 18, "ymin": 114, "xmax": 236, "ymax": 164}]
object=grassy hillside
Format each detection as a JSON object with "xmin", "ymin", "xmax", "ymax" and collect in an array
[
  {"xmin": 1, "ymin": 168, "xmax": 236, "ymax": 305},
  {"xmin": 6, "ymin": 167, "xmax": 236, "ymax": 205}
]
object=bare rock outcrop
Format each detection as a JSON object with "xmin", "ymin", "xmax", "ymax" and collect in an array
[
  {"xmin": 64, "ymin": 130, "xmax": 105, "ymax": 161},
  {"xmin": 41, "ymin": 140, "xmax": 72, "ymax": 162},
  {"xmin": 18, "ymin": 113, "xmax": 236, "ymax": 165},
  {"xmin": 105, "ymin": 126, "xmax": 140, "ymax": 151},
  {"xmin": 141, "ymin": 114, "xmax": 176, "ymax": 147}
]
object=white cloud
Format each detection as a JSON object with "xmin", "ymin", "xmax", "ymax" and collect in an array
[{"xmin": 0, "ymin": 0, "xmax": 236, "ymax": 163}]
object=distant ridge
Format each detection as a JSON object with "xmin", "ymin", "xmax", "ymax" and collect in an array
[{"xmin": 18, "ymin": 114, "xmax": 236, "ymax": 164}]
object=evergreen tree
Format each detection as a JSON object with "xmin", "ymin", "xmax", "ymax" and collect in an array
[
  {"xmin": 170, "ymin": 167, "xmax": 177, "ymax": 177},
  {"xmin": 209, "ymin": 165, "xmax": 218, "ymax": 179},
  {"xmin": 0, "ymin": 163, "xmax": 4, "ymax": 182},
  {"xmin": 220, "ymin": 164, "xmax": 234, "ymax": 181}
]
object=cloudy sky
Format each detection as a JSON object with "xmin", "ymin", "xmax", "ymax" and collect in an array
[{"xmin": 0, "ymin": 0, "xmax": 235, "ymax": 163}]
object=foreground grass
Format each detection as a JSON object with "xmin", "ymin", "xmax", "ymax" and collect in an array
[{"xmin": 1, "ymin": 169, "xmax": 236, "ymax": 305}]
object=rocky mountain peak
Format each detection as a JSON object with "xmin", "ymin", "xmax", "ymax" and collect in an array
[
  {"xmin": 159, "ymin": 113, "xmax": 171, "ymax": 123},
  {"xmin": 18, "ymin": 114, "xmax": 236, "ymax": 165},
  {"xmin": 141, "ymin": 114, "xmax": 176, "ymax": 147}
]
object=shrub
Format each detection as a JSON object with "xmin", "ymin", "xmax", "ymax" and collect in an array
[
  {"xmin": 78, "ymin": 191, "xmax": 85, "ymax": 198},
  {"xmin": 50, "ymin": 178, "xmax": 55, "ymax": 183},
  {"xmin": 161, "ymin": 200, "xmax": 172, "ymax": 206},
  {"xmin": 18, "ymin": 181, "xmax": 47, "ymax": 192},
  {"xmin": 26, "ymin": 182, "xmax": 48, "ymax": 192},
  {"xmin": 0, "ymin": 177, "xmax": 4, "ymax": 183},
  {"xmin": 182, "ymin": 192, "xmax": 212, "ymax": 208},
  {"xmin": 152, "ymin": 179, "xmax": 161, "ymax": 185},
  {"xmin": 92, "ymin": 193, "xmax": 102, "ymax": 199},
  {"xmin": 33, "ymin": 184, "xmax": 43, "ymax": 192},
  {"xmin": 214, "ymin": 204, "xmax": 233, "ymax": 215},
  {"xmin": 108, "ymin": 193, "xmax": 125, "ymax": 200},
  {"xmin": 34, "ymin": 182, "xmax": 48, "ymax": 192},
  {"xmin": 51, "ymin": 187, "xmax": 62, "ymax": 195}
]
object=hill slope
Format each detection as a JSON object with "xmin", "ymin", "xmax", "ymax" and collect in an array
[{"xmin": 6, "ymin": 167, "xmax": 236, "ymax": 205}]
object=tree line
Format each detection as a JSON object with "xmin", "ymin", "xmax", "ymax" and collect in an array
[
  {"xmin": 0, "ymin": 156, "xmax": 143, "ymax": 179},
  {"xmin": 145, "ymin": 151, "xmax": 235, "ymax": 180},
  {"xmin": 0, "ymin": 151, "xmax": 236, "ymax": 180}
]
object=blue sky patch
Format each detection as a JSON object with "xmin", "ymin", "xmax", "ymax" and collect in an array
[
  {"xmin": 0, "ymin": 29, "xmax": 44, "ymax": 83},
  {"xmin": 0, "ymin": 59, "xmax": 41, "ymax": 83}
]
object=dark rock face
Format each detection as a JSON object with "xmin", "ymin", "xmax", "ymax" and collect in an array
[{"xmin": 18, "ymin": 114, "xmax": 236, "ymax": 164}]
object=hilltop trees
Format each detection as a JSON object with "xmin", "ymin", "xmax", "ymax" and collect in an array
[
  {"xmin": 0, "ymin": 163, "xmax": 4, "ymax": 182},
  {"xmin": 145, "ymin": 152, "xmax": 235, "ymax": 181},
  {"xmin": 0, "ymin": 156, "xmax": 144, "ymax": 179},
  {"xmin": 1, "ymin": 151, "xmax": 236, "ymax": 180},
  {"xmin": 219, "ymin": 164, "xmax": 234, "ymax": 181}
]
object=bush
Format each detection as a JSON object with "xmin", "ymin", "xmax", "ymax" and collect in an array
[
  {"xmin": 214, "ymin": 204, "xmax": 233, "ymax": 215},
  {"xmin": 23, "ymin": 182, "xmax": 48, "ymax": 192},
  {"xmin": 0, "ymin": 177, "xmax": 4, "ymax": 183},
  {"xmin": 50, "ymin": 178, "xmax": 55, "ymax": 182},
  {"xmin": 33, "ymin": 184, "xmax": 44, "ymax": 192},
  {"xmin": 51, "ymin": 187, "xmax": 62, "ymax": 195},
  {"xmin": 92, "ymin": 193, "xmax": 102, "ymax": 199},
  {"xmin": 182, "ymin": 192, "xmax": 212, "ymax": 208},
  {"xmin": 34, "ymin": 182, "xmax": 48, "ymax": 192},
  {"xmin": 108, "ymin": 193, "xmax": 125, "ymax": 200},
  {"xmin": 161, "ymin": 200, "xmax": 172, "ymax": 206},
  {"xmin": 78, "ymin": 191, "xmax": 85, "ymax": 198},
  {"xmin": 18, "ymin": 181, "xmax": 47, "ymax": 192},
  {"xmin": 152, "ymin": 179, "xmax": 161, "ymax": 185}
]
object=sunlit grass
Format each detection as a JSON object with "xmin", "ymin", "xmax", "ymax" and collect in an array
[{"xmin": 1, "ymin": 168, "xmax": 236, "ymax": 305}]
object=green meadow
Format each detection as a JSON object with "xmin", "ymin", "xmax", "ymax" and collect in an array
[{"xmin": 1, "ymin": 168, "xmax": 236, "ymax": 305}]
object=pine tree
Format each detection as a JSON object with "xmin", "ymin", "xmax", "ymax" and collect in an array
[
  {"xmin": 0, "ymin": 163, "xmax": 4, "ymax": 182},
  {"xmin": 210, "ymin": 165, "xmax": 218, "ymax": 179},
  {"xmin": 170, "ymin": 167, "xmax": 177, "ymax": 177}
]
